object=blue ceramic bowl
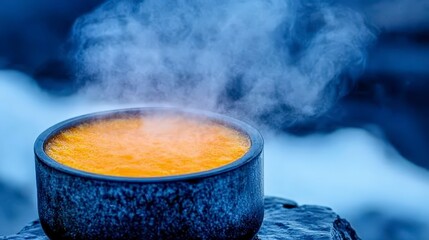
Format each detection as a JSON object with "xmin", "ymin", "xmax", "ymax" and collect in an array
[{"xmin": 34, "ymin": 108, "xmax": 264, "ymax": 240}]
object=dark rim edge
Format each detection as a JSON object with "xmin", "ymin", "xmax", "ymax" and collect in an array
[{"xmin": 34, "ymin": 107, "xmax": 264, "ymax": 183}]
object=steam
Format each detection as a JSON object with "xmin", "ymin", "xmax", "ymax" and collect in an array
[
  {"xmin": 347, "ymin": 0, "xmax": 429, "ymax": 30},
  {"xmin": 71, "ymin": 0, "xmax": 374, "ymax": 127}
]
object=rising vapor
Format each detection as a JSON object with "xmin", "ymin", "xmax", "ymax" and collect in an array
[{"xmin": 71, "ymin": 0, "xmax": 375, "ymax": 127}]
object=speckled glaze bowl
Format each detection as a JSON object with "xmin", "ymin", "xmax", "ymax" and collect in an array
[{"xmin": 34, "ymin": 108, "xmax": 264, "ymax": 240}]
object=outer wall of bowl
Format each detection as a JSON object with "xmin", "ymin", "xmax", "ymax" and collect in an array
[{"xmin": 35, "ymin": 108, "xmax": 264, "ymax": 240}]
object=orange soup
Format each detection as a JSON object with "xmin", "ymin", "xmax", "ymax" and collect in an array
[{"xmin": 45, "ymin": 115, "xmax": 250, "ymax": 177}]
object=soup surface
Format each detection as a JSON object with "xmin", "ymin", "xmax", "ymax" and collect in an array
[{"xmin": 45, "ymin": 114, "xmax": 250, "ymax": 177}]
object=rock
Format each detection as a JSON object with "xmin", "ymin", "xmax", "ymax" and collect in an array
[
  {"xmin": 0, "ymin": 197, "xmax": 360, "ymax": 240},
  {"xmin": 257, "ymin": 197, "xmax": 360, "ymax": 240},
  {"xmin": 0, "ymin": 220, "xmax": 47, "ymax": 240}
]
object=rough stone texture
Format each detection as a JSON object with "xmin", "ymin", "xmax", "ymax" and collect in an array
[
  {"xmin": 0, "ymin": 220, "xmax": 48, "ymax": 240},
  {"xmin": 34, "ymin": 108, "xmax": 264, "ymax": 240},
  {"xmin": 1, "ymin": 197, "xmax": 360, "ymax": 240},
  {"xmin": 257, "ymin": 197, "xmax": 360, "ymax": 240}
]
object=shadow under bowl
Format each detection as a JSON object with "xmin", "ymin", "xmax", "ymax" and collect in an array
[{"xmin": 34, "ymin": 107, "xmax": 264, "ymax": 240}]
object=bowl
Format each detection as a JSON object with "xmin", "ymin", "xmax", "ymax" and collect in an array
[{"xmin": 34, "ymin": 107, "xmax": 264, "ymax": 239}]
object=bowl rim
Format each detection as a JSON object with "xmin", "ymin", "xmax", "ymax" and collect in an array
[{"xmin": 34, "ymin": 107, "xmax": 263, "ymax": 183}]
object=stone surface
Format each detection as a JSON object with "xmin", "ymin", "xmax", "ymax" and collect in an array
[
  {"xmin": 0, "ymin": 197, "xmax": 360, "ymax": 240},
  {"xmin": 0, "ymin": 220, "xmax": 48, "ymax": 240},
  {"xmin": 257, "ymin": 197, "xmax": 360, "ymax": 240}
]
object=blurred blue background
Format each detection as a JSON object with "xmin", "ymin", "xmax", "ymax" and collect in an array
[{"xmin": 1, "ymin": 0, "xmax": 429, "ymax": 239}]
